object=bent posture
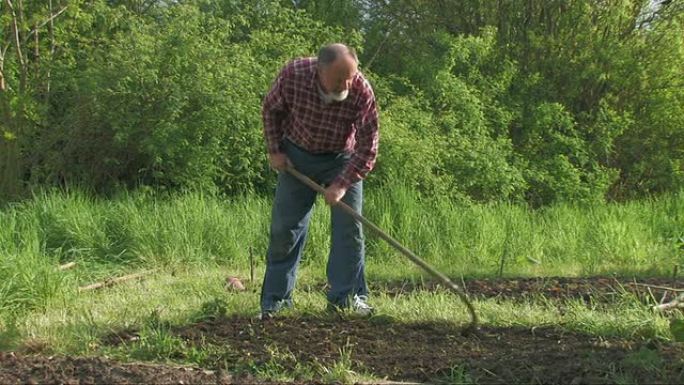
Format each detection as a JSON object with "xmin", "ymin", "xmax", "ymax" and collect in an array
[{"xmin": 260, "ymin": 43, "xmax": 380, "ymax": 318}]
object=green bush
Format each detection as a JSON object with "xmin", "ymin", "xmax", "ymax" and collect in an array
[
  {"xmin": 2, "ymin": 0, "xmax": 683, "ymax": 205},
  {"xmin": 32, "ymin": 1, "xmax": 352, "ymax": 195},
  {"xmin": 519, "ymin": 102, "xmax": 618, "ymax": 206}
]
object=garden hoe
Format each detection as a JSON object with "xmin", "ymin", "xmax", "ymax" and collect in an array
[{"xmin": 285, "ymin": 165, "xmax": 480, "ymax": 335}]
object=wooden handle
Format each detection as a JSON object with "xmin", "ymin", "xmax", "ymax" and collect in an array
[{"xmin": 284, "ymin": 165, "xmax": 479, "ymax": 329}]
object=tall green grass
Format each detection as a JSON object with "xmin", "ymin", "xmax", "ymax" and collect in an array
[
  {"xmin": 1, "ymin": 187, "xmax": 682, "ymax": 317},
  {"xmin": 364, "ymin": 187, "xmax": 684, "ymax": 278}
]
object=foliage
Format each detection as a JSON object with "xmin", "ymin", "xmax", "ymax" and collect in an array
[
  {"xmin": 11, "ymin": 0, "xmax": 352, "ymax": 195},
  {"xmin": 359, "ymin": 0, "xmax": 684, "ymax": 203},
  {"xmin": 1, "ymin": 0, "xmax": 683, "ymax": 204}
]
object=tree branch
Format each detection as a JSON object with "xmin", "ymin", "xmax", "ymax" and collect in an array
[
  {"xmin": 78, "ymin": 270, "xmax": 156, "ymax": 292},
  {"xmin": 1, "ymin": 43, "xmax": 10, "ymax": 61},
  {"xmin": 631, "ymin": 282, "xmax": 684, "ymax": 293},
  {"xmin": 23, "ymin": 5, "xmax": 68, "ymax": 44},
  {"xmin": 5, "ymin": 0, "xmax": 26, "ymax": 69},
  {"xmin": 653, "ymin": 293, "xmax": 684, "ymax": 312},
  {"xmin": 365, "ymin": 21, "xmax": 393, "ymax": 70}
]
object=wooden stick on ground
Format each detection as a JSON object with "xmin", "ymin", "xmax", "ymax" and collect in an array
[
  {"xmin": 78, "ymin": 270, "xmax": 155, "ymax": 292},
  {"xmin": 630, "ymin": 282, "xmax": 684, "ymax": 293},
  {"xmin": 653, "ymin": 293, "xmax": 684, "ymax": 312},
  {"xmin": 58, "ymin": 262, "xmax": 76, "ymax": 270}
]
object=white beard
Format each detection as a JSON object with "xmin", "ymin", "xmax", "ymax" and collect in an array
[{"xmin": 319, "ymin": 87, "xmax": 349, "ymax": 104}]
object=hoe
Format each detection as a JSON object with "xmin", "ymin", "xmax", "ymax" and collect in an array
[{"xmin": 286, "ymin": 166, "xmax": 480, "ymax": 334}]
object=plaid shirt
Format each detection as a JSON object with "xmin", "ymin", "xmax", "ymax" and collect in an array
[{"xmin": 262, "ymin": 57, "xmax": 379, "ymax": 188}]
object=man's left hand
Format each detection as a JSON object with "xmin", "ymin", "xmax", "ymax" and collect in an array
[{"xmin": 324, "ymin": 183, "xmax": 347, "ymax": 205}]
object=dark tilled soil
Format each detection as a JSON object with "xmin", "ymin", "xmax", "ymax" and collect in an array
[
  {"xmin": 0, "ymin": 352, "xmax": 319, "ymax": 385},
  {"xmin": 170, "ymin": 316, "xmax": 684, "ymax": 384},
  {"xmin": 370, "ymin": 276, "xmax": 684, "ymax": 302},
  {"xmin": 0, "ymin": 353, "xmax": 227, "ymax": 384},
  {"xmin": 8, "ymin": 317, "xmax": 681, "ymax": 384},
  {"xmin": 2, "ymin": 276, "xmax": 683, "ymax": 384}
]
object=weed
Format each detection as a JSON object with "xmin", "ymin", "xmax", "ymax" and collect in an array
[{"xmin": 438, "ymin": 364, "xmax": 475, "ymax": 385}]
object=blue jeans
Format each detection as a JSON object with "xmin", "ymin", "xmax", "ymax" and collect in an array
[{"xmin": 260, "ymin": 139, "xmax": 367, "ymax": 312}]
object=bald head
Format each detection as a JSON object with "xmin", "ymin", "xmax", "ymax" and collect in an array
[
  {"xmin": 317, "ymin": 44, "xmax": 359, "ymax": 102},
  {"xmin": 317, "ymin": 43, "xmax": 358, "ymax": 68}
]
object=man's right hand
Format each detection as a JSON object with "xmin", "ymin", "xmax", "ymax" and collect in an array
[{"xmin": 269, "ymin": 153, "xmax": 291, "ymax": 172}]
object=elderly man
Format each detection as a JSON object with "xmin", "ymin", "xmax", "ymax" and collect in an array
[{"xmin": 260, "ymin": 43, "xmax": 379, "ymax": 319}]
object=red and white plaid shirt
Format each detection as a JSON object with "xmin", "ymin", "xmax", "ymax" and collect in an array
[{"xmin": 262, "ymin": 57, "xmax": 379, "ymax": 188}]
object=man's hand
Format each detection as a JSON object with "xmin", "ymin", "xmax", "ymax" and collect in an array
[
  {"xmin": 324, "ymin": 183, "xmax": 347, "ymax": 205},
  {"xmin": 269, "ymin": 153, "xmax": 291, "ymax": 172}
]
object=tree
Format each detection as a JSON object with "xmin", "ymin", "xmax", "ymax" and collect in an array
[{"xmin": 0, "ymin": 0, "xmax": 74, "ymax": 201}]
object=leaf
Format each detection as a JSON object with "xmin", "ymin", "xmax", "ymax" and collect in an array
[
  {"xmin": 3, "ymin": 131, "xmax": 16, "ymax": 141},
  {"xmin": 669, "ymin": 319, "xmax": 684, "ymax": 342}
]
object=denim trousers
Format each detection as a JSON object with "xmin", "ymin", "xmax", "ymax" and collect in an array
[{"xmin": 260, "ymin": 139, "xmax": 367, "ymax": 312}]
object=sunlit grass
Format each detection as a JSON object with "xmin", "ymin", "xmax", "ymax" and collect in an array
[
  {"xmin": 0, "ymin": 188, "xmax": 682, "ymax": 382},
  {"xmin": 1, "ymin": 188, "xmax": 681, "ymax": 317},
  {"xmin": 11, "ymin": 264, "xmax": 672, "ymax": 356}
]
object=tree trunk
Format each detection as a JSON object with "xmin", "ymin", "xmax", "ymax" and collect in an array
[
  {"xmin": 0, "ymin": 140, "xmax": 22, "ymax": 203},
  {"xmin": 0, "ymin": 0, "xmax": 28, "ymax": 203}
]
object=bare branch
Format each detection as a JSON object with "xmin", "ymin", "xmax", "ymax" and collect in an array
[
  {"xmin": 23, "ymin": 5, "xmax": 68, "ymax": 44},
  {"xmin": 34, "ymin": 21, "xmax": 38, "ymax": 60},
  {"xmin": 58, "ymin": 262, "xmax": 76, "ymax": 270},
  {"xmin": 365, "ymin": 23, "xmax": 392, "ymax": 70},
  {"xmin": 0, "ymin": 67, "xmax": 13, "ymax": 92},
  {"xmin": 630, "ymin": 282, "xmax": 684, "ymax": 293},
  {"xmin": 78, "ymin": 270, "xmax": 156, "ymax": 292},
  {"xmin": 653, "ymin": 293, "xmax": 684, "ymax": 312},
  {"xmin": 46, "ymin": 0, "xmax": 56, "ymax": 97},
  {"xmin": 49, "ymin": 0, "xmax": 56, "ymax": 55},
  {"xmin": 1, "ymin": 38, "xmax": 10, "ymax": 60},
  {"xmin": 5, "ymin": 0, "xmax": 25, "ymax": 68}
]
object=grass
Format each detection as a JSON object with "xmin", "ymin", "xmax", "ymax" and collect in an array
[
  {"xmin": 6, "ymin": 265, "xmax": 672, "ymax": 349},
  {"xmin": 0, "ymin": 187, "xmax": 683, "ymax": 382},
  {"xmin": 0, "ymin": 263, "xmax": 677, "ymax": 383}
]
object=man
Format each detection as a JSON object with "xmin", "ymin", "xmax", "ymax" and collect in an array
[{"xmin": 260, "ymin": 43, "xmax": 379, "ymax": 319}]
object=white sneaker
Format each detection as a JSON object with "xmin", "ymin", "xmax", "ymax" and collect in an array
[
  {"xmin": 257, "ymin": 311, "xmax": 275, "ymax": 321},
  {"xmin": 351, "ymin": 295, "xmax": 374, "ymax": 317}
]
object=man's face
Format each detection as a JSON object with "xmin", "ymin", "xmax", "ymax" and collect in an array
[{"xmin": 319, "ymin": 56, "xmax": 357, "ymax": 102}]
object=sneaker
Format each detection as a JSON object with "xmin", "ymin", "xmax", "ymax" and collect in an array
[
  {"xmin": 258, "ymin": 299, "xmax": 290, "ymax": 320},
  {"xmin": 327, "ymin": 295, "xmax": 374, "ymax": 317},
  {"xmin": 351, "ymin": 295, "xmax": 374, "ymax": 317},
  {"xmin": 257, "ymin": 311, "xmax": 275, "ymax": 321}
]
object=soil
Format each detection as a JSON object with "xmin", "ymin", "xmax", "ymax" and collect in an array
[
  {"xmin": 2, "ymin": 276, "xmax": 683, "ymax": 384},
  {"xmin": 0, "ymin": 353, "xmax": 230, "ymax": 384},
  {"xmin": 372, "ymin": 276, "xmax": 684, "ymax": 303},
  {"xmin": 173, "ymin": 317, "xmax": 684, "ymax": 384}
]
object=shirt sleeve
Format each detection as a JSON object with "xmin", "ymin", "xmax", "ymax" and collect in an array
[
  {"xmin": 333, "ymin": 84, "xmax": 380, "ymax": 189},
  {"xmin": 262, "ymin": 65, "xmax": 290, "ymax": 154}
]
